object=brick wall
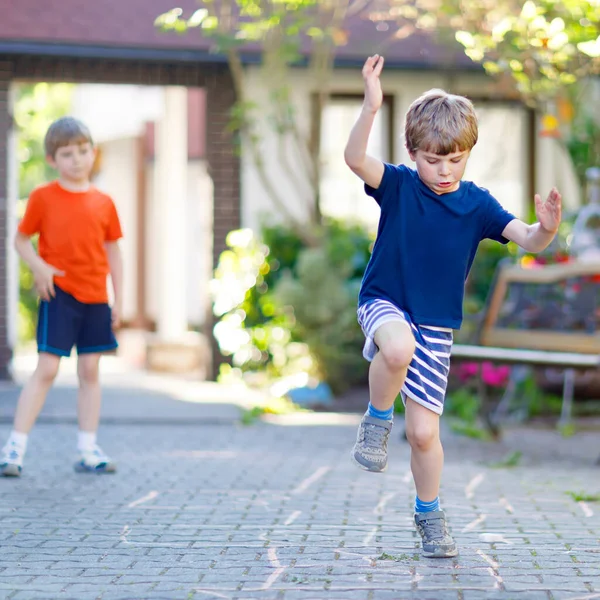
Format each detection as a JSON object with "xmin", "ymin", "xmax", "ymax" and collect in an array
[
  {"xmin": 0, "ymin": 55, "xmax": 240, "ymax": 379},
  {"xmin": 0, "ymin": 61, "xmax": 13, "ymax": 379},
  {"xmin": 205, "ymin": 69, "xmax": 240, "ymax": 265}
]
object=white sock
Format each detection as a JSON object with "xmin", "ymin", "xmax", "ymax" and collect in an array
[
  {"xmin": 7, "ymin": 430, "xmax": 28, "ymax": 451},
  {"xmin": 77, "ymin": 431, "xmax": 97, "ymax": 452}
]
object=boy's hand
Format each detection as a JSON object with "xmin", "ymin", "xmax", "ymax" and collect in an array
[
  {"xmin": 111, "ymin": 303, "xmax": 122, "ymax": 330},
  {"xmin": 535, "ymin": 187, "xmax": 562, "ymax": 234},
  {"xmin": 362, "ymin": 55, "xmax": 384, "ymax": 114},
  {"xmin": 33, "ymin": 262, "xmax": 65, "ymax": 301}
]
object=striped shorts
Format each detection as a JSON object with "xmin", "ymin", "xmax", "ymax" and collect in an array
[{"xmin": 357, "ymin": 299, "xmax": 453, "ymax": 415}]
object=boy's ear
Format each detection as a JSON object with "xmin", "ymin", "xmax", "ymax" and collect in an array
[
  {"xmin": 406, "ymin": 145, "xmax": 417, "ymax": 162},
  {"xmin": 45, "ymin": 154, "xmax": 57, "ymax": 169}
]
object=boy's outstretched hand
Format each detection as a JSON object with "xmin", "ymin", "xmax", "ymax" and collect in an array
[
  {"xmin": 362, "ymin": 55, "xmax": 384, "ymax": 114},
  {"xmin": 535, "ymin": 187, "xmax": 562, "ymax": 234}
]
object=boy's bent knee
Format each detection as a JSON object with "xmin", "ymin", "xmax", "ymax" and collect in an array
[
  {"xmin": 374, "ymin": 322, "xmax": 415, "ymax": 371},
  {"xmin": 380, "ymin": 344, "xmax": 413, "ymax": 371}
]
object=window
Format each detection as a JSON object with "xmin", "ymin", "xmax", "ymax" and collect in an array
[
  {"xmin": 465, "ymin": 103, "xmax": 531, "ymax": 218},
  {"xmin": 319, "ymin": 96, "xmax": 392, "ymax": 231}
]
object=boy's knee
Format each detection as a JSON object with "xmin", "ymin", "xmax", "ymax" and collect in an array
[
  {"xmin": 35, "ymin": 355, "xmax": 60, "ymax": 382},
  {"xmin": 406, "ymin": 422, "xmax": 438, "ymax": 451},
  {"xmin": 78, "ymin": 361, "xmax": 99, "ymax": 385},
  {"xmin": 379, "ymin": 340, "xmax": 415, "ymax": 372}
]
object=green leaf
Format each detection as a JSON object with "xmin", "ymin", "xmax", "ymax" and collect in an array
[{"xmin": 201, "ymin": 15, "xmax": 220, "ymax": 31}]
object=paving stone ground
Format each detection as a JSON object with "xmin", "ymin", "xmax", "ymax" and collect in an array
[{"xmin": 0, "ymin": 360, "xmax": 599, "ymax": 600}]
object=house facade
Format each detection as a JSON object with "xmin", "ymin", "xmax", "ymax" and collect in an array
[{"xmin": 0, "ymin": 0, "xmax": 581, "ymax": 379}]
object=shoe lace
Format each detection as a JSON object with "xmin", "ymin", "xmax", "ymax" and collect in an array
[
  {"xmin": 363, "ymin": 423, "xmax": 389, "ymax": 449},
  {"xmin": 419, "ymin": 516, "xmax": 448, "ymax": 542}
]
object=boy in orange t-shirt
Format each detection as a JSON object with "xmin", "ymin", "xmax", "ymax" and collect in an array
[{"xmin": 1, "ymin": 117, "xmax": 124, "ymax": 477}]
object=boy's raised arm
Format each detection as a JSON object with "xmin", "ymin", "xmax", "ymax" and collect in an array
[{"xmin": 344, "ymin": 55, "xmax": 385, "ymax": 189}]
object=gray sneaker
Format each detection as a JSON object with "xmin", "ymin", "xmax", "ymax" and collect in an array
[
  {"xmin": 351, "ymin": 414, "xmax": 392, "ymax": 472},
  {"xmin": 414, "ymin": 510, "xmax": 458, "ymax": 558}
]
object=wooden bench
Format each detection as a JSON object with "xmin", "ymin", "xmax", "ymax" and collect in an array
[{"xmin": 451, "ymin": 259, "xmax": 600, "ymax": 440}]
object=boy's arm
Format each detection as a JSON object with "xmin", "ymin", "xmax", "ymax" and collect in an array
[
  {"xmin": 105, "ymin": 241, "xmax": 123, "ymax": 329},
  {"xmin": 344, "ymin": 55, "xmax": 385, "ymax": 189},
  {"xmin": 502, "ymin": 188, "xmax": 562, "ymax": 253},
  {"xmin": 344, "ymin": 109, "xmax": 385, "ymax": 189},
  {"xmin": 14, "ymin": 232, "xmax": 65, "ymax": 301}
]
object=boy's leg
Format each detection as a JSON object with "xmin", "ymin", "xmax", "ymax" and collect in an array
[
  {"xmin": 405, "ymin": 398, "xmax": 457, "ymax": 558},
  {"xmin": 76, "ymin": 353, "xmax": 102, "ymax": 433},
  {"xmin": 23, "ymin": 288, "xmax": 76, "ymax": 433},
  {"xmin": 1, "ymin": 353, "xmax": 61, "ymax": 476},
  {"xmin": 73, "ymin": 352, "xmax": 116, "ymax": 473},
  {"xmin": 352, "ymin": 320, "xmax": 415, "ymax": 472},
  {"xmin": 404, "ymin": 399, "xmax": 443, "ymax": 501},
  {"xmin": 370, "ymin": 321, "xmax": 415, "ymax": 411},
  {"xmin": 14, "ymin": 353, "xmax": 62, "ymax": 433},
  {"xmin": 74, "ymin": 299, "xmax": 117, "ymax": 474}
]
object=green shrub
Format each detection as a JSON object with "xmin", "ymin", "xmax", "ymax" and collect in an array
[
  {"xmin": 275, "ymin": 246, "xmax": 367, "ymax": 394},
  {"xmin": 211, "ymin": 220, "xmax": 373, "ymax": 393},
  {"xmin": 18, "ymin": 258, "xmax": 38, "ymax": 343}
]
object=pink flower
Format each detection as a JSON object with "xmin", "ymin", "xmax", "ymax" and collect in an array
[
  {"xmin": 457, "ymin": 362, "xmax": 479, "ymax": 382},
  {"xmin": 456, "ymin": 361, "xmax": 510, "ymax": 388},
  {"xmin": 481, "ymin": 362, "xmax": 510, "ymax": 387}
]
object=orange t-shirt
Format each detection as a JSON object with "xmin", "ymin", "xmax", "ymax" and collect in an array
[{"xmin": 18, "ymin": 181, "xmax": 123, "ymax": 304}]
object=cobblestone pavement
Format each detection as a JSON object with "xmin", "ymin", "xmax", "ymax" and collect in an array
[{"xmin": 0, "ymin": 370, "xmax": 599, "ymax": 600}]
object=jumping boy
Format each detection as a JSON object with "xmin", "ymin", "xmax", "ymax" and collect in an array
[
  {"xmin": 345, "ymin": 55, "xmax": 562, "ymax": 557},
  {"xmin": 1, "ymin": 116, "xmax": 124, "ymax": 477}
]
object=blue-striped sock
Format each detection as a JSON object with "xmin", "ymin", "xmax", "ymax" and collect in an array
[
  {"xmin": 366, "ymin": 402, "xmax": 394, "ymax": 421},
  {"xmin": 415, "ymin": 496, "xmax": 440, "ymax": 513}
]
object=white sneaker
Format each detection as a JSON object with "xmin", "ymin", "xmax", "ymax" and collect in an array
[
  {"xmin": 74, "ymin": 444, "xmax": 117, "ymax": 473},
  {"xmin": 1, "ymin": 441, "xmax": 24, "ymax": 477}
]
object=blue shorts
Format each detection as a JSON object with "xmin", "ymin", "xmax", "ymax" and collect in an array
[
  {"xmin": 357, "ymin": 299, "xmax": 453, "ymax": 415},
  {"xmin": 36, "ymin": 287, "xmax": 118, "ymax": 357}
]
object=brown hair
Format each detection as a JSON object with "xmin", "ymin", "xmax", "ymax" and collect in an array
[
  {"xmin": 44, "ymin": 117, "xmax": 93, "ymax": 157},
  {"xmin": 405, "ymin": 89, "xmax": 478, "ymax": 155}
]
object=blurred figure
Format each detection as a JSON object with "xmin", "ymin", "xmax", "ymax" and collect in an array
[
  {"xmin": 1, "ymin": 117, "xmax": 124, "ymax": 477},
  {"xmin": 344, "ymin": 54, "xmax": 562, "ymax": 557}
]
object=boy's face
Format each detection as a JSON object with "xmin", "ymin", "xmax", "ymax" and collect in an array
[
  {"xmin": 408, "ymin": 148, "xmax": 470, "ymax": 195},
  {"xmin": 47, "ymin": 141, "xmax": 96, "ymax": 185}
]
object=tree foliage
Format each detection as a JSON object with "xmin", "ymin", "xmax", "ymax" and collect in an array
[
  {"xmin": 384, "ymin": 0, "xmax": 600, "ymax": 106},
  {"xmin": 156, "ymin": 0, "xmax": 351, "ymax": 234},
  {"xmin": 15, "ymin": 83, "xmax": 74, "ymax": 199}
]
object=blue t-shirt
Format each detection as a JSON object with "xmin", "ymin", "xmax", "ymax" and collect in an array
[{"xmin": 359, "ymin": 163, "xmax": 516, "ymax": 329}]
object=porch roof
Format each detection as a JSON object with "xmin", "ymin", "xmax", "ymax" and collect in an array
[{"xmin": 0, "ymin": 0, "xmax": 478, "ymax": 70}]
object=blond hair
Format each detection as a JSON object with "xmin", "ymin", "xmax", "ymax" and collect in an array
[
  {"xmin": 405, "ymin": 89, "xmax": 478, "ymax": 155},
  {"xmin": 44, "ymin": 117, "xmax": 93, "ymax": 157}
]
